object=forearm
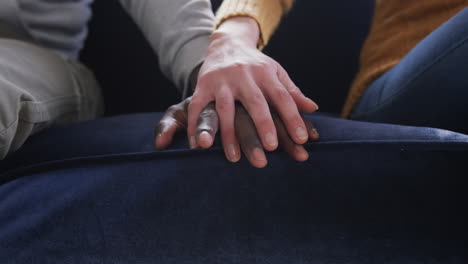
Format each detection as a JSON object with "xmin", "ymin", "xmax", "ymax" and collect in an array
[{"xmin": 119, "ymin": 0, "xmax": 215, "ymax": 96}]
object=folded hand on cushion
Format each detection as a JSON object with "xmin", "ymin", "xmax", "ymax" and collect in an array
[{"xmin": 154, "ymin": 97, "xmax": 319, "ymax": 168}]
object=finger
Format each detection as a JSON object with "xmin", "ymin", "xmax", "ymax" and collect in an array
[
  {"xmin": 239, "ymin": 83, "xmax": 278, "ymax": 152},
  {"xmin": 155, "ymin": 119, "xmax": 179, "ymax": 150},
  {"xmin": 277, "ymin": 66, "xmax": 319, "ymax": 113},
  {"xmin": 273, "ymin": 114, "xmax": 309, "ymax": 162},
  {"xmin": 216, "ymin": 89, "xmax": 240, "ymax": 162},
  {"xmin": 302, "ymin": 115, "xmax": 320, "ymax": 141},
  {"xmin": 154, "ymin": 103, "xmax": 188, "ymax": 150},
  {"xmin": 235, "ymin": 106, "xmax": 267, "ymax": 168},
  {"xmin": 263, "ymin": 75, "xmax": 309, "ymax": 145},
  {"xmin": 196, "ymin": 102, "xmax": 219, "ymax": 149},
  {"xmin": 187, "ymin": 90, "xmax": 213, "ymax": 149}
]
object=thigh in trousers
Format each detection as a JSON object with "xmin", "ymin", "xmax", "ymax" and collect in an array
[
  {"xmin": 0, "ymin": 38, "xmax": 103, "ymax": 159},
  {"xmin": 351, "ymin": 8, "xmax": 468, "ymax": 134}
]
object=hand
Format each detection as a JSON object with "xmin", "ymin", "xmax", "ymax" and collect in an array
[
  {"xmin": 155, "ymin": 97, "xmax": 319, "ymax": 168},
  {"xmin": 154, "ymin": 97, "xmax": 217, "ymax": 151},
  {"xmin": 234, "ymin": 104, "xmax": 319, "ymax": 168},
  {"xmin": 186, "ymin": 16, "xmax": 319, "ymax": 163}
]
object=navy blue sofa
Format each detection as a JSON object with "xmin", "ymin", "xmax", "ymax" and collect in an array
[{"xmin": 1, "ymin": 1, "xmax": 467, "ymax": 263}]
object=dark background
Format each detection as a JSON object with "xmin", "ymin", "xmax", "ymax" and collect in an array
[{"xmin": 80, "ymin": 0, "xmax": 374, "ymax": 116}]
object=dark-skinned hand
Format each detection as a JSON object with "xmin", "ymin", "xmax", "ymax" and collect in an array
[{"xmin": 155, "ymin": 97, "xmax": 319, "ymax": 168}]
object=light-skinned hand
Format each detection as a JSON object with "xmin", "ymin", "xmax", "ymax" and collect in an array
[{"xmin": 187, "ymin": 16, "xmax": 319, "ymax": 163}]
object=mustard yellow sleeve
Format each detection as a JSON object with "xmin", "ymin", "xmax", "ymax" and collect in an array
[{"xmin": 215, "ymin": 0, "xmax": 294, "ymax": 49}]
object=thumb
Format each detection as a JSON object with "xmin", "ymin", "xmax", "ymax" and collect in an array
[{"xmin": 196, "ymin": 102, "xmax": 219, "ymax": 149}]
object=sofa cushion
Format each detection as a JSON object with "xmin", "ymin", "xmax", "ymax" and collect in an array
[
  {"xmin": 1, "ymin": 112, "xmax": 467, "ymax": 179},
  {"xmin": 0, "ymin": 113, "xmax": 467, "ymax": 263}
]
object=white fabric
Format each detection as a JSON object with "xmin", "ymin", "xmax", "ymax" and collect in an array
[{"xmin": 0, "ymin": 0, "xmax": 215, "ymax": 93}]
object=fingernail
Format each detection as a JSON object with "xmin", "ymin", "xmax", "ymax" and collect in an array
[
  {"xmin": 199, "ymin": 131, "xmax": 213, "ymax": 147},
  {"xmin": 252, "ymin": 148, "xmax": 266, "ymax": 161},
  {"xmin": 227, "ymin": 144, "xmax": 239, "ymax": 162},
  {"xmin": 265, "ymin": 132, "xmax": 278, "ymax": 148},
  {"xmin": 189, "ymin": 136, "xmax": 196, "ymax": 149},
  {"xmin": 296, "ymin": 127, "xmax": 308, "ymax": 141}
]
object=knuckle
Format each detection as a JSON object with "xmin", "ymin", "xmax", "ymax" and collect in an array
[
  {"xmin": 188, "ymin": 100, "xmax": 199, "ymax": 109},
  {"xmin": 288, "ymin": 83, "xmax": 300, "ymax": 93},
  {"xmin": 278, "ymin": 68, "xmax": 288, "ymax": 80},
  {"xmin": 256, "ymin": 63, "xmax": 275, "ymax": 80},
  {"xmin": 275, "ymin": 88, "xmax": 291, "ymax": 102},
  {"xmin": 216, "ymin": 95, "xmax": 232, "ymax": 113},
  {"xmin": 278, "ymin": 72, "xmax": 294, "ymax": 87},
  {"xmin": 196, "ymin": 77, "xmax": 208, "ymax": 87},
  {"xmin": 158, "ymin": 119, "xmax": 174, "ymax": 131},
  {"xmin": 167, "ymin": 105, "xmax": 179, "ymax": 112},
  {"xmin": 154, "ymin": 123, "xmax": 163, "ymax": 134},
  {"xmin": 197, "ymin": 72, "xmax": 216, "ymax": 86},
  {"xmin": 221, "ymin": 61, "xmax": 248, "ymax": 74},
  {"xmin": 245, "ymin": 91, "xmax": 265, "ymax": 106},
  {"xmin": 199, "ymin": 66, "xmax": 219, "ymax": 78},
  {"xmin": 188, "ymin": 100, "xmax": 203, "ymax": 114},
  {"xmin": 217, "ymin": 104, "xmax": 229, "ymax": 116},
  {"xmin": 262, "ymin": 62, "xmax": 277, "ymax": 73},
  {"xmin": 255, "ymin": 61, "xmax": 270, "ymax": 70},
  {"xmin": 231, "ymin": 61, "xmax": 245, "ymax": 70}
]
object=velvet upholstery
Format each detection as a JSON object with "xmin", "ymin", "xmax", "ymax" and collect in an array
[{"xmin": 1, "ymin": 113, "xmax": 467, "ymax": 262}]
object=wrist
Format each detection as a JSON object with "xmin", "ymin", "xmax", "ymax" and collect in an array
[{"xmin": 212, "ymin": 16, "xmax": 260, "ymax": 48}]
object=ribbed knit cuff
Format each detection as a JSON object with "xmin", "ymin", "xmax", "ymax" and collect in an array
[{"xmin": 215, "ymin": 0, "xmax": 284, "ymax": 49}]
